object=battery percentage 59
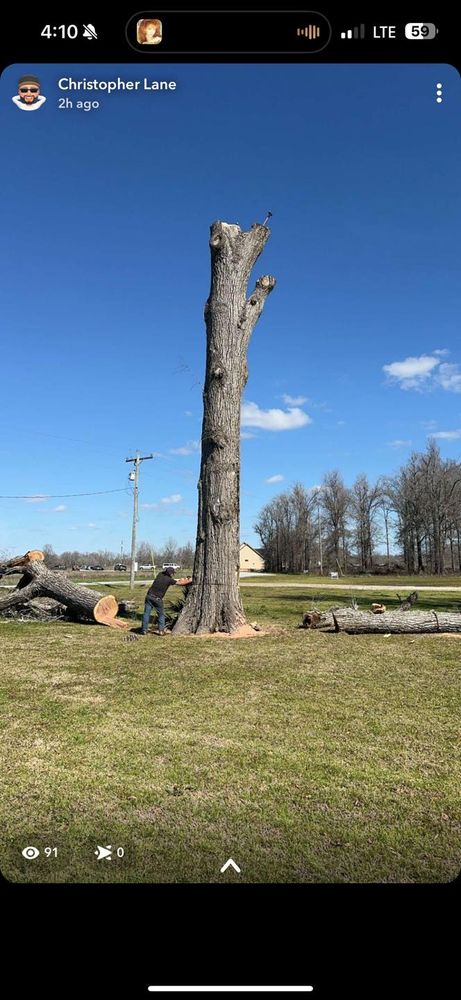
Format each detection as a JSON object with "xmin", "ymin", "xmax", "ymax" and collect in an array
[{"xmin": 405, "ymin": 23, "xmax": 438, "ymax": 39}]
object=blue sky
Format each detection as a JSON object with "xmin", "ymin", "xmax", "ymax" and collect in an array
[{"xmin": 1, "ymin": 63, "xmax": 460, "ymax": 555}]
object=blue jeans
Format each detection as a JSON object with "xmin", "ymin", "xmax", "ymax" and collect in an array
[{"xmin": 142, "ymin": 597, "xmax": 165, "ymax": 633}]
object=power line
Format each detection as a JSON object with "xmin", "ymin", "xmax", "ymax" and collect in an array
[{"xmin": 0, "ymin": 489, "xmax": 130, "ymax": 499}]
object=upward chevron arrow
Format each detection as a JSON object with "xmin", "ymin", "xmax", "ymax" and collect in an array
[{"xmin": 220, "ymin": 858, "xmax": 241, "ymax": 874}]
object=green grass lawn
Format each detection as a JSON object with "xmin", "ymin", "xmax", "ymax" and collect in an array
[
  {"xmin": 1, "ymin": 584, "xmax": 460, "ymax": 884},
  {"xmin": 240, "ymin": 572, "xmax": 461, "ymax": 587},
  {"xmin": 20, "ymin": 569, "xmax": 461, "ymax": 588}
]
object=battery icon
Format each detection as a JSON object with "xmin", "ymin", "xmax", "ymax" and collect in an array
[{"xmin": 405, "ymin": 23, "xmax": 438, "ymax": 39}]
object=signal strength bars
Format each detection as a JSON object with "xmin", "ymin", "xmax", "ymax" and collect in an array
[
  {"xmin": 340, "ymin": 24, "xmax": 365, "ymax": 39},
  {"xmin": 297, "ymin": 25, "xmax": 321, "ymax": 39}
]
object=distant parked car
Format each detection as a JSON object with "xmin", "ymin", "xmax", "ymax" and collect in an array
[
  {"xmin": 162, "ymin": 563, "xmax": 181, "ymax": 570},
  {"xmin": 114, "ymin": 563, "xmax": 127, "ymax": 571},
  {"xmin": 52, "ymin": 564, "xmax": 66, "ymax": 570},
  {"xmin": 71, "ymin": 565, "xmax": 82, "ymax": 571},
  {"xmin": 90, "ymin": 565, "xmax": 104, "ymax": 571},
  {"xmin": 139, "ymin": 564, "xmax": 154, "ymax": 570}
]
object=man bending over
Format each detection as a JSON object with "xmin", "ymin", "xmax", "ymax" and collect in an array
[{"xmin": 141, "ymin": 566, "xmax": 192, "ymax": 635}]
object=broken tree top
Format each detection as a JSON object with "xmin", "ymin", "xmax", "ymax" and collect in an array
[{"xmin": 0, "ymin": 550, "xmax": 130, "ymax": 629}]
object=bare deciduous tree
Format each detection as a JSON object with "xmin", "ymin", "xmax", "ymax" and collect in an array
[
  {"xmin": 254, "ymin": 484, "xmax": 317, "ymax": 573},
  {"xmin": 349, "ymin": 474, "xmax": 383, "ymax": 571},
  {"xmin": 320, "ymin": 470, "xmax": 350, "ymax": 573}
]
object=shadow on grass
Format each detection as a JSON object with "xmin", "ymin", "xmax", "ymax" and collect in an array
[{"xmin": 262, "ymin": 593, "xmax": 461, "ymax": 611}]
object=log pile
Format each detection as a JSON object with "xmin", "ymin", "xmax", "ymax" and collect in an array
[
  {"xmin": 299, "ymin": 591, "xmax": 461, "ymax": 634},
  {"xmin": 0, "ymin": 550, "xmax": 131, "ymax": 629}
]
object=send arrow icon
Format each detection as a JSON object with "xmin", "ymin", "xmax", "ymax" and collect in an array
[
  {"xmin": 95, "ymin": 845, "xmax": 112, "ymax": 861},
  {"xmin": 220, "ymin": 858, "xmax": 241, "ymax": 874}
]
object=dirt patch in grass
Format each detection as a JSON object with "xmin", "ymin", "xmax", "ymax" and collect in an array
[
  {"xmin": 187, "ymin": 624, "xmax": 263, "ymax": 639},
  {"xmin": 171, "ymin": 623, "xmax": 282, "ymax": 639}
]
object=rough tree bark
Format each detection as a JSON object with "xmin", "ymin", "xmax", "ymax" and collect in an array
[
  {"xmin": 173, "ymin": 220, "xmax": 276, "ymax": 635},
  {"xmin": 0, "ymin": 551, "xmax": 130, "ymax": 629}
]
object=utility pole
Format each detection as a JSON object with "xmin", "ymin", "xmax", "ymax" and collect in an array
[{"xmin": 126, "ymin": 451, "xmax": 154, "ymax": 589}]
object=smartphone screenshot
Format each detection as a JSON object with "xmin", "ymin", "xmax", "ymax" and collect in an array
[{"xmin": 1, "ymin": 7, "xmax": 459, "ymax": 997}]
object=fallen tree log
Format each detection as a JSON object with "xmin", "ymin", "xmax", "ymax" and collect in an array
[
  {"xmin": 331, "ymin": 607, "xmax": 461, "ymax": 634},
  {"xmin": 299, "ymin": 591, "xmax": 461, "ymax": 634},
  {"xmin": 0, "ymin": 550, "xmax": 130, "ymax": 629}
]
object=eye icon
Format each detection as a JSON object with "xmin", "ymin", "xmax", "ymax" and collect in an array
[{"xmin": 22, "ymin": 846, "xmax": 40, "ymax": 859}]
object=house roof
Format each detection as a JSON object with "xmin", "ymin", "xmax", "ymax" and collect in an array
[{"xmin": 240, "ymin": 542, "xmax": 265, "ymax": 558}]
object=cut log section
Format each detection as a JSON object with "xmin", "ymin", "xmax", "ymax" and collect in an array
[
  {"xmin": 299, "ymin": 610, "xmax": 323, "ymax": 629},
  {"xmin": 0, "ymin": 550, "xmax": 131, "ymax": 629},
  {"xmin": 93, "ymin": 595, "xmax": 131, "ymax": 629},
  {"xmin": 3, "ymin": 549, "xmax": 45, "ymax": 567},
  {"xmin": 331, "ymin": 608, "xmax": 461, "ymax": 634},
  {"xmin": 299, "ymin": 590, "xmax": 461, "ymax": 634}
]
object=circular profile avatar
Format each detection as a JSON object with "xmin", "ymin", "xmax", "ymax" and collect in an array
[
  {"xmin": 137, "ymin": 18, "xmax": 162, "ymax": 44},
  {"xmin": 12, "ymin": 74, "xmax": 46, "ymax": 111}
]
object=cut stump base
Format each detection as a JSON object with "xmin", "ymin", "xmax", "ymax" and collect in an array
[{"xmin": 93, "ymin": 595, "xmax": 132, "ymax": 629}]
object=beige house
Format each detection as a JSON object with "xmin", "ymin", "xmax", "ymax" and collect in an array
[{"xmin": 239, "ymin": 542, "xmax": 265, "ymax": 572}]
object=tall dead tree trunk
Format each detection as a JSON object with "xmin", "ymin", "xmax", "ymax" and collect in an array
[{"xmin": 173, "ymin": 220, "xmax": 276, "ymax": 635}]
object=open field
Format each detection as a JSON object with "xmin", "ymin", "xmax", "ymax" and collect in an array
[
  {"xmin": 57, "ymin": 571, "xmax": 461, "ymax": 587},
  {"xmin": 240, "ymin": 573, "xmax": 461, "ymax": 588},
  {"xmin": 0, "ymin": 583, "xmax": 460, "ymax": 884}
]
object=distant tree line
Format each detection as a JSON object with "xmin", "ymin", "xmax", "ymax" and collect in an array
[
  {"xmin": 254, "ymin": 442, "xmax": 461, "ymax": 576},
  {"xmin": 41, "ymin": 538, "xmax": 194, "ymax": 570}
]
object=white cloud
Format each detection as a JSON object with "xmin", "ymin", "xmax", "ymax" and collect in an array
[
  {"xmin": 337, "ymin": 420, "xmax": 346, "ymax": 426},
  {"xmin": 24, "ymin": 495, "xmax": 49, "ymax": 503},
  {"xmin": 388, "ymin": 439, "xmax": 412, "ymax": 448},
  {"xmin": 240, "ymin": 431, "xmax": 257, "ymax": 440},
  {"xmin": 281, "ymin": 393, "xmax": 308, "ymax": 406},
  {"xmin": 265, "ymin": 474, "xmax": 284, "ymax": 483},
  {"xmin": 53, "ymin": 505, "xmax": 67, "ymax": 512},
  {"xmin": 436, "ymin": 363, "xmax": 461, "ymax": 393},
  {"xmin": 383, "ymin": 354, "xmax": 440, "ymax": 390},
  {"xmin": 383, "ymin": 352, "xmax": 461, "ymax": 394},
  {"xmin": 169, "ymin": 440, "xmax": 200, "ymax": 455},
  {"xmin": 431, "ymin": 429, "xmax": 461, "ymax": 440},
  {"xmin": 421, "ymin": 420, "xmax": 437, "ymax": 430},
  {"xmin": 184, "ymin": 410, "xmax": 193, "ymax": 417},
  {"xmin": 241, "ymin": 401, "xmax": 311, "ymax": 431},
  {"xmin": 142, "ymin": 494, "xmax": 183, "ymax": 508},
  {"xmin": 87, "ymin": 523, "xmax": 97, "ymax": 528}
]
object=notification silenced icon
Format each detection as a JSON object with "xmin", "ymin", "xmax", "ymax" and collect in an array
[{"xmin": 82, "ymin": 24, "xmax": 97, "ymax": 41}]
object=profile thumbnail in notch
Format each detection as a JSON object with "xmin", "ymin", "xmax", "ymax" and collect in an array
[
  {"xmin": 137, "ymin": 18, "xmax": 163, "ymax": 45},
  {"xmin": 12, "ymin": 74, "xmax": 46, "ymax": 111}
]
